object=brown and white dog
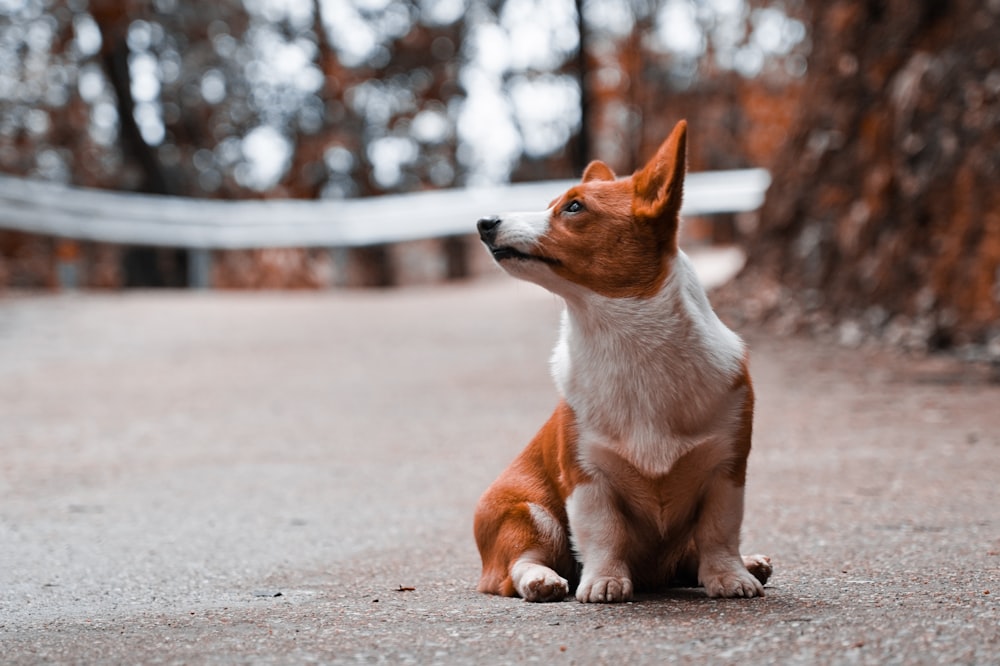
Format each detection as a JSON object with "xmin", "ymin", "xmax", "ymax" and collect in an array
[{"xmin": 473, "ymin": 121, "xmax": 771, "ymax": 603}]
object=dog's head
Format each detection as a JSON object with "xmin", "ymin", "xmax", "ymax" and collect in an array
[{"xmin": 477, "ymin": 120, "xmax": 688, "ymax": 300}]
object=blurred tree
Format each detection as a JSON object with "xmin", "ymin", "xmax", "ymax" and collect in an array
[
  {"xmin": 91, "ymin": 0, "xmax": 169, "ymax": 194},
  {"xmin": 734, "ymin": 0, "xmax": 1000, "ymax": 355},
  {"xmin": 568, "ymin": 0, "xmax": 807, "ymax": 178},
  {"xmin": 91, "ymin": 0, "xmax": 187, "ymax": 286},
  {"xmin": 0, "ymin": 0, "xmax": 808, "ymax": 289}
]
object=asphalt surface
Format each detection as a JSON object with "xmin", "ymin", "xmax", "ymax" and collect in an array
[{"xmin": 1, "ymin": 275, "xmax": 998, "ymax": 665}]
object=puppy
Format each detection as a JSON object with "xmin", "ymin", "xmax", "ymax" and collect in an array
[{"xmin": 473, "ymin": 120, "xmax": 771, "ymax": 603}]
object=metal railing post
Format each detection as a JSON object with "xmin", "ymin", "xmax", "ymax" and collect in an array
[{"xmin": 188, "ymin": 248, "xmax": 211, "ymax": 289}]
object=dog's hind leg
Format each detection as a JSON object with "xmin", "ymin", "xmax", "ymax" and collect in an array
[
  {"xmin": 475, "ymin": 496, "xmax": 573, "ymax": 602},
  {"xmin": 742, "ymin": 553, "xmax": 772, "ymax": 585},
  {"xmin": 511, "ymin": 552, "xmax": 570, "ymax": 602}
]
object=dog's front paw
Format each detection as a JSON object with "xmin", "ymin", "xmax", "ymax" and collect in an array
[
  {"xmin": 742, "ymin": 553, "xmax": 772, "ymax": 585},
  {"xmin": 702, "ymin": 568, "xmax": 765, "ymax": 598},
  {"xmin": 514, "ymin": 564, "xmax": 569, "ymax": 602},
  {"xmin": 576, "ymin": 576, "xmax": 633, "ymax": 603}
]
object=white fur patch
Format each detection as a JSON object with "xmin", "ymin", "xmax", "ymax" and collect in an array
[
  {"xmin": 565, "ymin": 483, "xmax": 633, "ymax": 603},
  {"xmin": 552, "ymin": 250, "xmax": 746, "ymax": 477},
  {"xmin": 527, "ymin": 502, "xmax": 564, "ymax": 547},
  {"xmin": 565, "ymin": 484, "xmax": 623, "ymax": 569},
  {"xmin": 491, "ymin": 209, "xmax": 551, "ymax": 249},
  {"xmin": 510, "ymin": 557, "xmax": 569, "ymax": 602}
]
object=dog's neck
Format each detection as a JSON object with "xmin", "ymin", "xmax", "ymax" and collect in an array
[{"xmin": 549, "ymin": 251, "xmax": 747, "ymax": 475}]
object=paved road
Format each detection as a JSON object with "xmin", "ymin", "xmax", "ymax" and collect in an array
[{"xmin": 1, "ymin": 275, "xmax": 997, "ymax": 664}]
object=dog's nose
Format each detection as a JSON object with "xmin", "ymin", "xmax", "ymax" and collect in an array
[{"xmin": 477, "ymin": 216, "xmax": 501, "ymax": 242}]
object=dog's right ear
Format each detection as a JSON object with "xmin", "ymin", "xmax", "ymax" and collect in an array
[
  {"xmin": 582, "ymin": 160, "xmax": 616, "ymax": 183},
  {"xmin": 632, "ymin": 120, "xmax": 687, "ymax": 226}
]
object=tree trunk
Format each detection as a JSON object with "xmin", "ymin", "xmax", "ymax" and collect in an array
[
  {"xmin": 91, "ymin": 1, "xmax": 186, "ymax": 287},
  {"xmin": 733, "ymin": 0, "xmax": 1000, "ymax": 355}
]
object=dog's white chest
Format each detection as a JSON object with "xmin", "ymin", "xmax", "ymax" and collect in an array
[{"xmin": 550, "ymin": 254, "xmax": 746, "ymax": 477}]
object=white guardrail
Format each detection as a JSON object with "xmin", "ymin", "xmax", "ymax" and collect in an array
[{"xmin": 0, "ymin": 169, "xmax": 770, "ymax": 286}]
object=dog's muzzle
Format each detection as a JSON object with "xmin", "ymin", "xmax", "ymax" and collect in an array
[{"xmin": 477, "ymin": 215, "xmax": 556, "ymax": 264}]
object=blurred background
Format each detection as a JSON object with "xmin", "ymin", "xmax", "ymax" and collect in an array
[{"xmin": 0, "ymin": 0, "xmax": 998, "ymax": 355}]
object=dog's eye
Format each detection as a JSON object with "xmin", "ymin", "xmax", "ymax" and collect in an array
[{"xmin": 563, "ymin": 200, "xmax": 584, "ymax": 214}]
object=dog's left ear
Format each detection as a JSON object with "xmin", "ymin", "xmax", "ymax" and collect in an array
[
  {"xmin": 632, "ymin": 120, "xmax": 687, "ymax": 229},
  {"xmin": 582, "ymin": 160, "xmax": 616, "ymax": 183}
]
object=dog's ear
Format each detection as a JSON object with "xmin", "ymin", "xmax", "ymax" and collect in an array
[
  {"xmin": 632, "ymin": 120, "xmax": 687, "ymax": 229},
  {"xmin": 582, "ymin": 160, "xmax": 616, "ymax": 183}
]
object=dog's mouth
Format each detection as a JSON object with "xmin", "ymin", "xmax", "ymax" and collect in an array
[{"xmin": 488, "ymin": 245, "xmax": 558, "ymax": 265}]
